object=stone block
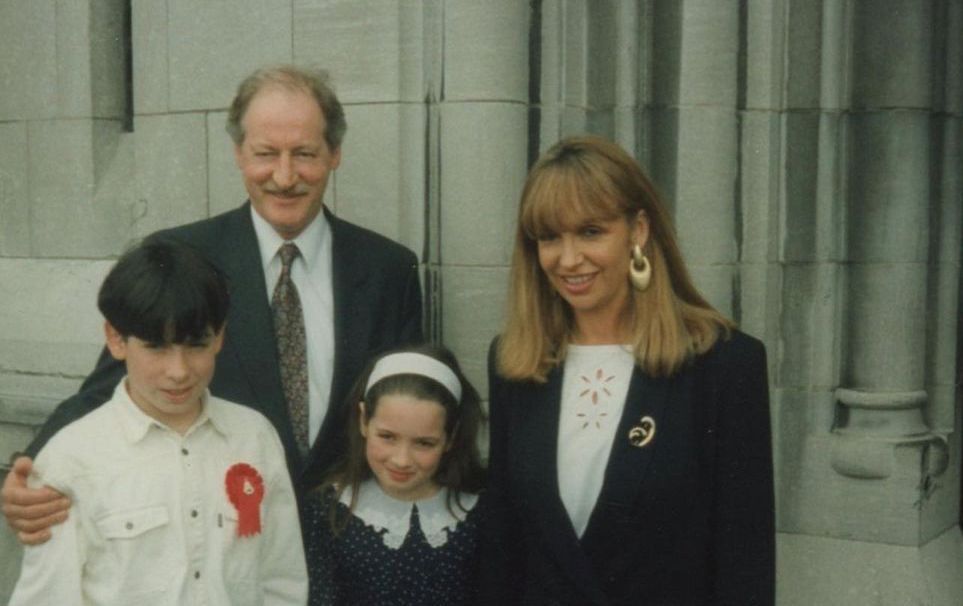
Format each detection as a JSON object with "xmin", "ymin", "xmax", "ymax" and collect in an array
[
  {"xmin": 0, "ymin": 512, "xmax": 23, "ymax": 606},
  {"xmin": 743, "ymin": 0, "xmax": 785, "ymax": 110},
  {"xmin": 560, "ymin": 2, "xmax": 588, "ymax": 107},
  {"xmin": 852, "ymin": 0, "xmax": 933, "ymax": 108},
  {"xmin": 208, "ymin": 111, "xmax": 249, "ymax": 217},
  {"xmin": 779, "ymin": 263, "xmax": 843, "ymax": 388},
  {"xmin": 334, "ymin": 103, "xmax": 426, "ymax": 256},
  {"xmin": 293, "ymin": 0, "xmax": 425, "ymax": 103},
  {"xmin": 28, "ymin": 120, "xmax": 132, "ymax": 257},
  {"xmin": 681, "ymin": 1, "xmax": 740, "ymax": 106},
  {"xmin": 777, "ymin": 527, "xmax": 963, "ymax": 605},
  {"xmin": 780, "ymin": 112, "xmax": 820, "ymax": 262},
  {"xmin": 783, "ymin": 0, "xmax": 822, "ymax": 110},
  {"xmin": 439, "ymin": 102, "xmax": 527, "ymax": 266},
  {"xmin": 0, "ymin": 258, "xmax": 109, "ymax": 379},
  {"xmin": 846, "ymin": 263, "xmax": 927, "ymax": 390},
  {"xmin": 440, "ymin": 266, "xmax": 510, "ymax": 400},
  {"xmin": 672, "ymin": 107, "xmax": 738, "ymax": 264},
  {"xmin": 132, "ymin": 0, "xmax": 170, "ymax": 114},
  {"xmin": 686, "ymin": 263, "xmax": 734, "ymax": 319},
  {"xmin": 737, "ymin": 261, "xmax": 779, "ymax": 340},
  {"xmin": 444, "ymin": 0, "xmax": 529, "ymax": 102},
  {"xmin": 87, "ymin": 0, "xmax": 127, "ymax": 120},
  {"xmin": 168, "ymin": 0, "xmax": 292, "ymax": 111},
  {"xmin": 739, "ymin": 110, "xmax": 780, "ymax": 262},
  {"xmin": 131, "ymin": 113, "xmax": 209, "ymax": 239},
  {"xmin": 645, "ymin": 107, "xmax": 680, "ymax": 212},
  {"xmin": 848, "ymin": 111, "xmax": 931, "ymax": 263},
  {"xmin": 650, "ymin": 0, "xmax": 683, "ymax": 107},
  {"xmin": 0, "ymin": 122, "xmax": 30, "ymax": 256},
  {"xmin": 926, "ymin": 264, "xmax": 961, "ymax": 388},
  {"xmin": 0, "ymin": 2, "xmax": 58, "ymax": 120}
]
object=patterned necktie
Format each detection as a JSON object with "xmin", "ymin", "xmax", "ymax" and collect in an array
[{"xmin": 272, "ymin": 243, "xmax": 309, "ymax": 456}]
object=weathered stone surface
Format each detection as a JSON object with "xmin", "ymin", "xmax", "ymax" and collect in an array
[
  {"xmin": 168, "ymin": 0, "xmax": 292, "ymax": 111},
  {"xmin": 27, "ymin": 120, "xmax": 130, "ymax": 258},
  {"xmin": 335, "ymin": 103, "xmax": 426, "ymax": 255},
  {"xmin": 0, "ymin": 2, "xmax": 58, "ymax": 120},
  {"xmin": 131, "ymin": 113, "xmax": 209, "ymax": 240},
  {"xmin": 208, "ymin": 111, "xmax": 249, "ymax": 217},
  {"xmin": 848, "ymin": 111, "xmax": 931, "ymax": 263},
  {"xmin": 440, "ymin": 266, "xmax": 510, "ymax": 400},
  {"xmin": 444, "ymin": 0, "xmax": 529, "ymax": 102},
  {"xmin": 0, "ymin": 122, "xmax": 30, "ymax": 256},
  {"xmin": 439, "ymin": 102, "xmax": 527, "ymax": 266},
  {"xmin": 293, "ymin": 0, "xmax": 425, "ymax": 103},
  {"xmin": 132, "ymin": 0, "xmax": 170, "ymax": 114}
]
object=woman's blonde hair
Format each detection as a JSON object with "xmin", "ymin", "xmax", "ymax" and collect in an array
[{"xmin": 497, "ymin": 135, "xmax": 733, "ymax": 381}]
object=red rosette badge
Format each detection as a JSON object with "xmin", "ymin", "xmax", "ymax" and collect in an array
[{"xmin": 225, "ymin": 463, "xmax": 265, "ymax": 537}]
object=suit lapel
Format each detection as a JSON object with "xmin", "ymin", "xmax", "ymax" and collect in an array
[
  {"xmin": 216, "ymin": 206, "xmax": 299, "ymax": 460},
  {"xmin": 517, "ymin": 367, "xmax": 613, "ymax": 605}
]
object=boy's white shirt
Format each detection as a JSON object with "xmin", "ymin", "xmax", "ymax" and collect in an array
[{"xmin": 9, "ymin": 379, "xmax": 307, "ymax": 606}]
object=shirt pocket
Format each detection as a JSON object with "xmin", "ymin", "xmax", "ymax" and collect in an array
[{"xmin": 91, "ymin": 504, "xmax": 175, "ymax": 601}]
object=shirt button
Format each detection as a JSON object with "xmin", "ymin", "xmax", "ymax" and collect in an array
[
  {"xmin": 194, "ymin": 571, "xmax": 201, "ymax": 580},
  {"xmin": 191, "ymin": 509, "xmax": 198, "ymax": 518},
  {"xmin": 181, "ymin": 448, "xmax": 189, "ymax": 456},
  {"xmin": 125, "ymin": 522, "xmax": 133, "ymax": 530}
]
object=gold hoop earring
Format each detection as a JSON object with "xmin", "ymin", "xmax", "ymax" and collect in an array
[{"xmin": 630, "ymin": 244, "xmax": 651, "ymax": 291}]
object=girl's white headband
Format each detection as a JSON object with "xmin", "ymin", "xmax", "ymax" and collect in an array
[{"xmin": 365, "ymin": 353, "xmax": 462, "ymax": 402}]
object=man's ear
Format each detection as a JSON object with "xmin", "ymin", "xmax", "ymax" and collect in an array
[
  {"xmin": 358, "ymin": 401, "xmax": 368, "ymax": 438},
  {"xmin": 212, "ymin": 325, "xmax": 226, "ymax": 354},
  {"xmin": 103, "ymin": 322, "xmax": 127, "ymax": 361}
]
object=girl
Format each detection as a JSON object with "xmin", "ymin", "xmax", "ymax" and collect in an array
[
  {"xmin": 303, "ymin": 344, "xmax": 486, "ymax": 606},
  {"xmin": 479, "ymin": 136, "xmax": 774, "ymax": 605}
]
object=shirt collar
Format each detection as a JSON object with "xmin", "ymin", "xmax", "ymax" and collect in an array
[
  {"xmin": 250, "ymin": 205, "xmax": 328, "ymax": 273},
  {"xmin": 112, "ymin": 379, "xmax": 222, "ymax": 443}
]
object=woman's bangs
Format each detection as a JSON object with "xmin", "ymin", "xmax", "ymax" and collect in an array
[{"xmin": 521, "ymin": 168, "xmax": 622, "ymax": 239}]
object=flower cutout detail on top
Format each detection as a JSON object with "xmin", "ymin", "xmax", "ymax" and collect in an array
[{"xmin": 575, "ymin": 366, "xmax": 618, "ymax": 429}]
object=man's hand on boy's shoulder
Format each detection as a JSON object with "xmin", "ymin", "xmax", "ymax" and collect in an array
[{"xmin": 2, "ymin": 456, "xmax": 71, "ymax": 545}]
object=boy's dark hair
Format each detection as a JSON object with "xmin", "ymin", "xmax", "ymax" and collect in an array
[
  {"xmin": 321, "ymin": 343, "xmax": 487, "ymax": 531},
  {"xmin": 98, "ymin": 238, "xmax": 230, "ymax": 343}
]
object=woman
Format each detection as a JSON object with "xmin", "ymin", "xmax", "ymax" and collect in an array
[{"xmin": 480, "ymin": 136, "xmax": 774, "ymax": 605}]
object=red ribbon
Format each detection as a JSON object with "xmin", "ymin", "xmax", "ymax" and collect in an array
[{"xmin": 225, "ymin": 463, "xmax": 265, "ymax": 537}]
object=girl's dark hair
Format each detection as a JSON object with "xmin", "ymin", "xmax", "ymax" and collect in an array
[
  {"xmin": 98, "ymin": 238, "xmax": 230, "ymax": 343},
  {"xmin": 321, "ymin": 344, "xmax": 486, "ymax": 531}
]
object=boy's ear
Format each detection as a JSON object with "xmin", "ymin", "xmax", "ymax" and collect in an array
[
  {"xmin": 212, "ymin": 325, "xmax": 226, "ymax": 353},
  {"xmin": 358, "ymin": 401, "xmax": 368, "ymax": 438},
  {"xmin": 103, "ymin": 322, "xmax": 128, "ymax": 361}
]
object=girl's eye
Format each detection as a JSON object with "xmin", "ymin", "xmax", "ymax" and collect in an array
[
  {"xmin": 416, "ymin": 439, "xmax": 439, "ymax": 448},
  {"xmin": 536, "ymin": 232, "xmax": 558, "ymax": 243},
  {"xmin": 377, "ymin": 432, "xmax": 396, "ymax": 441},
  {"xmin": 580, "ymin": 225, "xmax": 603, "ymax": 237}
]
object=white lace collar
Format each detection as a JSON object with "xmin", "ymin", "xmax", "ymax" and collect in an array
[{"xmin": 339, "ymin": 479, "xmax": 478, "ymax": 550}]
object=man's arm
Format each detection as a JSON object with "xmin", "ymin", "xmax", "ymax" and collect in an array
[{"xmin": 2, "ymin": 457, "xmax": 70, "ymax": 545}]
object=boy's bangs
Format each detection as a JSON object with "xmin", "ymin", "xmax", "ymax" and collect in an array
[
  {"xmin": 521, "ymin": 167, "xmax": 623, "ymax": 239},
  {"xmin": 130, "ymin": 278, "xmax": 221, "ymax": 344}
]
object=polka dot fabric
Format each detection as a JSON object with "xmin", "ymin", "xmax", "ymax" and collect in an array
[{"xmin": 304, "ymin": 485, "xmax": 484, "ymax": 605}]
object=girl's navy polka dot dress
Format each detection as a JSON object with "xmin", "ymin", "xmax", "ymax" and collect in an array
[{"xmin": 304, "ymin": 480, "xmax": 484, "ymax": 606}]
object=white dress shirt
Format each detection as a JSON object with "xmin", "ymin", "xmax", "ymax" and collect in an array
[
  {"xmin": 251, "ymin": 206, "xmax": 335, "ymax": 445},
  {"xmin": 557, "ymin": 344, "xmax": 634, "ymax": 537},
  {"xmin": 9, "ymin": 380, "xmax": 307, "ymax": 606}
]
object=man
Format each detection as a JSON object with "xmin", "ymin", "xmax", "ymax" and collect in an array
[{"xmin": 2, "ymin": 65, "xmax": 423, "ymax": 543}]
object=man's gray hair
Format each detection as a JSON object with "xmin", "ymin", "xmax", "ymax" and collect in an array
[{"xmin": 225, "ymin": 65, "xmax": 347, "ymax": 150}]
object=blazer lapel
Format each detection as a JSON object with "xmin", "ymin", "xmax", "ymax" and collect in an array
[
  {"xmin": 216, "ymin": 206, "xmax": 298, "ymax": 460},
  {"xmin": 517, "ymin": 367, "xmax": 613, "ymax": 605}
]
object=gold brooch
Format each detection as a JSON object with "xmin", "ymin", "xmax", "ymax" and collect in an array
[{"xmin": 628, "ymin": 415, "xmax": 656, "ymax": 448}]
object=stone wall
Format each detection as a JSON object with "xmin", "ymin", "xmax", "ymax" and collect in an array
[{"xmin": 1, "ymin": 1, "xmax": 960, "ymax": 603}]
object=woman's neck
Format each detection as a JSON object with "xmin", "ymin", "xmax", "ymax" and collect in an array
[{"xmin": 571, "ymin": 313, "xmax": 632, "ymax": 345}]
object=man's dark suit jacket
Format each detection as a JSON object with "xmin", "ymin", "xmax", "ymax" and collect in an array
[
  {"xmin": 26, "ymin": 203, "xmax": 423, "ymax": 495},
  {"xmin": 479, "ymin": 330, "xmax": 775, "ymax": 606}
]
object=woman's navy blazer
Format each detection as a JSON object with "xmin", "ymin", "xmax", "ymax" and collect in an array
[{"xmin": 479, "ymin": 330, "xmax": 775, "ymax": 606}]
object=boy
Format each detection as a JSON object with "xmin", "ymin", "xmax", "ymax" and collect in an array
[{"xmin": 9, "ymin": 239, "xmax": 307, "ymax": 605}]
